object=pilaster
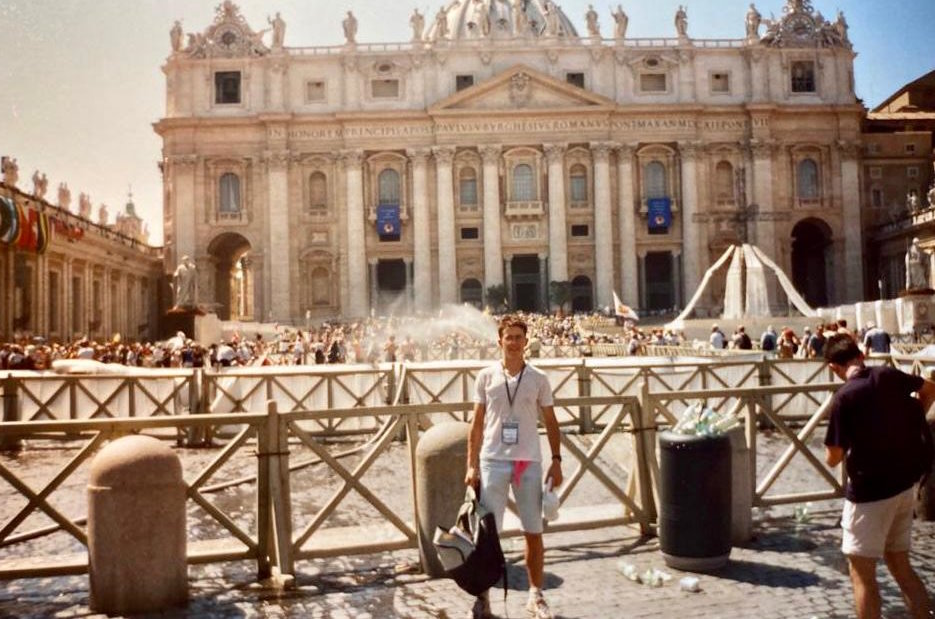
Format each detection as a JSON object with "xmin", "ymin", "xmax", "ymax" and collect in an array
[
  {"xmin": 591, "ymin": 142, "xmax": 614, "ymax": 308},
  {"xmin": 616, "ymin": 144, "xmax": 638, "ymax": 306},
  {"xmin": 433, "ymin": 146, "xmax": 457, "ymax": 305},
  {"xmin": 544, "ymin": 143, "xmax": 568, "ymax": 284},
  {"xmin": 407, "ymin": 148, "xmax": 432, "ymax": 311},
  {"xmin": 480, "ymin": 145, "xmax": 503, "ymax": 290},
  {"xmin": 678, "ymin": 142, "xmax": 702, "ymax": 302},
  {"xmin": 342, "ymin": 149, "xmax": 368, "ymax": 317}
]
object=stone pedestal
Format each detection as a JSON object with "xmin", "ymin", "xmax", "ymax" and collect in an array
[
  {"xmin": 854, "ymin": 302, "xmax": 876, "ymax": 332},
  {"xmin": 194, "ymin": 312, "xmax": 222, "ymax": 345},
  {"xmin": 874, "ymin": 299, "xmax": 900, "ymax": 335},
  {"xmin": 160, "ymin": 307, "xmax": 205, "ymax": 341},
  {"xmin": 895, "ymin": 292, "xmax": 935, "ymax": 334}
]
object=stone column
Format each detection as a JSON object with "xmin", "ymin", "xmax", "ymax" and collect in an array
[
  {"xmin": 679, "ymin": 142, "xmax": 702, "ymax": 303},
  {"xmin": 544, "ymin": 143, "xmax": 568, "ymax": 282},
  {"xmin": 839, "ymin": 141, "xmax": 864, "ymax": 302},
  {"xmin": 266, "ymin": 151, "xmax": 291, "ymax": 321},
  {"xmin": 342, "ymin": 150, "xmax": 369, "ymax": 317},
  {"xmin": 750, "ymin": 139, "xmax": 777, "ymax": 267},
  {"xmin": 408, "ymin": 148, "xmax": 432, "ymax": 312},
  {"xmin": 591, "ymin": 142, "xmax": 614, "ymax": 309},
  {"xmin": 637, "ymin": 252, "xmax": 647, "ymax": 310},
  {"xmin": 539, "ymin": 253, "xmax": 549, "ymax": 311},
  {"xmin": 36, "ymin": 253, "xmax": 48, "ymax": 335},
  {"xmin": 433, "ymin": 146, "xmax": 457, "ymax": 305},
  {"xmin": 673, "ymin": 251, "xmax": 683, "ymax": 309},
  {"xmin": 171, "ymin": 156, "xmax": 198, "ymax": 268},
  {"xmin": 616, "ymin": 145, "xmax": 638, "ymax": 306},
  {"xmin": 368, "ymin": 259, "xmax": 379, "ymax": 316},
  {"xmin": 480, "ymin": 145, "xmax": 503, "ymax": 289},
  {"xmin": 404, "ymin": 257, "xmax": 414, "ymax": 314},
  {"xmin": 63, "ymin": 258, "xmax": 73, "ymax": 338},
  {"xmin": 103, "ymin": 268, "xmax": 112, "ymax": 337},
  {"xmin": 503, "ymin": 257, "xmax": 513, "ymax": 308}
]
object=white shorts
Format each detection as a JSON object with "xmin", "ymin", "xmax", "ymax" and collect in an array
[
  {"xmin": 841, "ymin": 485, "xmax": 917, "ymax": 559},
  {"xmin": 479, "ymin": 459, "xmax": 543, "ymax": 535}
]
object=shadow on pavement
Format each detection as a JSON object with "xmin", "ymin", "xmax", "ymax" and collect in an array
[{"xmin": 717, "ymin": 558, "xmax": 823, "ymax": 588}]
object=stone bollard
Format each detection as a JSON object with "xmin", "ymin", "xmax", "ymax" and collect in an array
[
  {"xmin": 415, "ymin": 421, "xmax": 470, "ymax": 577},
  {"xmin": 727, "ymin": 427, "xmax": 753, "ymax": 544},
  {"xmin": 88, "ymin": 435, "xmax": 187, "ymax": 615}
]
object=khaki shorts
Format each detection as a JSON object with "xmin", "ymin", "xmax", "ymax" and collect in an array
[
  {"xmin": 841, "ymin": 485, "xmax": 917, "ymax": 559},
  {"xmin": 479, "ymin": 459, "xmax": 543, "ymax": 535}
]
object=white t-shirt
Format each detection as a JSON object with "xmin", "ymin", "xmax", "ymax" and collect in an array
[{"xmin": 473, "ymin": 362, "xmax": 554, "ymax": 463}]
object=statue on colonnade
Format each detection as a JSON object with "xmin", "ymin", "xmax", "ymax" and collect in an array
[
  {"xmin": 585, "ymin": 5, "xmax": 600, "ymax": 38},
  {"xmin": 268, "ymin": 12, "xmax": 286, "ymax": 49},
  {"xmin": 745, "ymin": 4, "xmax": 761, "ymax": 39},
  {"xmin": 31, "ymin": 170, "xmax": 48, "ymax": 199},
  {"xmin": 343, "ymin": 11, "xmax": 358, "ymax": 44},
  {"xmin": 57, "ymin": 182, "xmax": 71, "ymax": 211},
  {"xmin": 675, "ymin": 5, "xmax": 688, "ymax": 37},
  {"xmin": 612, "ymin": 5, "xmax": 628, "ymax": 40},
  {"xmin": 170, "ymin": 20, "xmax": 183, "ymax": 52},
  {"xmin": 410, "ymin": 8, "xmax": 425, "ymax": 42}
]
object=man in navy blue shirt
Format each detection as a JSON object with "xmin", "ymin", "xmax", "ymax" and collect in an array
[{"xmin": 824, "ymin": 334, "xmax": 935, "ymax": 619}]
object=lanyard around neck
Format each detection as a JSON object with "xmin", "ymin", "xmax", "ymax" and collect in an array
[{"xmin": 502, "ymin": 364, "xmax": 526, "ymax": 412}]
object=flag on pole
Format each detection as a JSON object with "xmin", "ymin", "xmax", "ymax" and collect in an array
[{"xmin": 613, "ymin": 291, "xmax": 639, "ymax": 321}]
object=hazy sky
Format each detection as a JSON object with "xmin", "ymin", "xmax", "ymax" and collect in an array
[{"xmin": 1, "ymin": 0, "xmax": 932, "ymax": 246}]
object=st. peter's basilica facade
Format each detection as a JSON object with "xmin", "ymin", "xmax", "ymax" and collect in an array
[{"xmin": 156, "ymin": 0, "xmax": 863, "ymax": 322}]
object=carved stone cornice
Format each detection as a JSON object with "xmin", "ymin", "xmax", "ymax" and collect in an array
[
  {"xmin": 749, "ymin": 139, "xmax": 777, "ymax": 159},
  {"xmin": 432, "ymin": 146, "xmax": 456, "ymax": 166},
  {"xmin": 339, "ymin": 149, "xmax": 365, "ymax": 168},
  {"xmin": 263, "ymin": 150, "xmax": 290, "ymax": 169},
  {"xmin": 836, "ymin": 140, "xmax": 860, "ymax": 160},
  {"xmin": 543, "ymin": 143, "xmax": 567, "ymax": 165},
  {"xmin": 677, "ymin": 141, "xmax": 703, "ymax": 161},
  {"xmin": 590, "ymin": 142, "xmax": 614, "ymax": 163},
  {"xmin": 479, "ymin": 145, "xmax": 502, "ymax": 166},
  {"xmin": 615, "ymin": 144, "xmax": 636, "ymax": 161},
  {"xmin": 168, "ymin": 154, "xmax": 199, "ymax": 168},
  {"xmin": 406, "ymin": 148, "xmax": 432, "ymax": 165}
]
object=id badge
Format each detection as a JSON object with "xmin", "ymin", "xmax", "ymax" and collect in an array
[{"xmin": 501, "ymin": 422, "xmax": 519, "ymax": 445}]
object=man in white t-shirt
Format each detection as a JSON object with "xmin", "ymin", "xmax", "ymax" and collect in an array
[{"xmin": 465, "ymin": 315, "xmax": 563, "ymax": 619}]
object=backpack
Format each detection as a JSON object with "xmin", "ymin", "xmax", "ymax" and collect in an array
[{"xmin": 433, "ymin": 486, "xmax": 506, "ymax": 597}]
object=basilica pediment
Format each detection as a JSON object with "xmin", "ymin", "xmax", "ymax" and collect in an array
[{"xmin": 429, "ymin": 65, "xmax": 615, "ymax": 113}]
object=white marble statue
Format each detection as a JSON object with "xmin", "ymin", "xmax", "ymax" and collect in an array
[
  {"xmin": 31, "ymin": 170, "xmax": 48, "ymax": 199},
  {"xmin": 1, "ymin": 156, "xmax": 19, "ymax": 187},
  {"xmin": 434, "ymin": 6, "xmax": 450, "ymax": 40},
  {"xmin": 78, "ymin": 192, "xmax": 92, "ymax": 219},
  {"xmin": 472, "ymin": 0, "xmax": 491, "ymax": 37},
  {"xmin": 170, "ymin": 20, "xmax": 183, "ymax": 53},
  {"xmin": 834, "ymin": 10, "xmax": 849, "ymax": 43},
  {"xmin": 57, "ymin": 182, "xmax": 71, "ymax": 211},
  {"xmin": 410, "ymin": 8, "xmax": 425, "ymax": 42},
  {"xmin": 908, "ymin": 190, "xmax": 920, "ymax": 214},
  {"xmin": 745, "ymin": 4, "xmax": 761, "ymax": 39},
  {"xmin": 906, "ymin": 237, "xmax": 928, "ymax": 290},
  {"xmin": 268, "ymin": 12, "xmax": 286, "ymax": 49},
  {"xmin": 173, "ymin": 255, "xmax": 199, "ymax": 309},
  {"xmin": 512, "ymin": 0, "xmax": 528, "ymax": 35},
  {"xmin": 675, "ymin": 5, "xmax": 688, "ymax": 37},
  {"xmin": 612, "ymin": 5, "xmax": 628, "ymax": 40},
  {"xmin": 98, "ymin": 203, "xmax": 109, "ymax": 226},
  {"xmin": 544, "ymin": 0, "xmax": 560, "ymax": 36},
  {"xmin": 585, "ymin": 5, "xmax": 600, "ymax": 37},
  {"xmin": 927, "ymin": 184, "xmax": 935, "ymax": 209},
  {"xmin": 343, "ymin": 11, "xmax": 358, "ymax": 44}
]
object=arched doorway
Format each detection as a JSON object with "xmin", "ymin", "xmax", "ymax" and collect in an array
[
  {"xmin": 791, "ymin": 218, "xmax": 832, "ymax": 308},
  {"xmin": 570, "ymin": 276, "xmax": 593, "ymax": 312},
  {"xmin": 460, "ymin": 278, "xmax": 483, "ymax": 309},
  {"xmin": 207, "ymin": 232, "xmax": 252, "ymax": 321}
]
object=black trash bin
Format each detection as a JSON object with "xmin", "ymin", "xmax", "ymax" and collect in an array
[{"xmin": 658, "ymin": 431, "xmax": 732, "ymax": 571}]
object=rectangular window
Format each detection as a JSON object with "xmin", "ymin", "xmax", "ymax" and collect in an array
[
  {"xmin": 869, "ymin": 167, "xmax": 882, "ymax": 179},
  {"xmin": 214, "ymin": 71, "xmax": 242, "ymax": 104},
  {"xmin": 570, "ymin": 224, "xmax": 589, "ymax": 237},
  {"xmin": 640, "ymin": 73, "xmax": 667, "ymax": 93},
  {"xmin": 570, "ymin": 175, "xmax": 588, "ymax": 202},
  {"xmin": 908, "ymin": 166, "xmax": 919, "ymax": 178},
  {"xmin": 871, "ymin": 188, "xmax": 883, "ymax": 208},
  {"xmin": 371, "ymin": 79, "xmax": 400, "ymax": 98},
  {"xmin": 566, "ymin": 72, "xmax": 585, "ymax": 88},
  {"xmin": 305, "ymin": 80, "xmax": 326, "ymax": 102},
  {"xmin": 455, "ymin": 75, "xmax": 474, "ymax": 91},
  {"xmin": 867, "ymin": 143, "xmax": 880, "ymax": 155},
  {"xmin": 459, "ymin": 177, "xmax": 477, "ymax": 206},
  {"xmin": 906, "ymin": 143, "xmax": 917, "ymax": 154},
  {"xmin": 790, "ymin": 61, "xmax": 816, "ymax": 93},
  {"xmin": 710, "ymin": 72, "xmax": 730, "ymax": 93},
  {"xmin": 460, "ymin": 227, "xmax": 479, "ymax": 240}
]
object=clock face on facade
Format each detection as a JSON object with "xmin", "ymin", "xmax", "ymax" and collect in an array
[
  {"xmin": 784, "ymin": 14, "xmax": 814, "ymax": 40},
  {"xmin": 217, "ymin": 27, "xmax": 240, "ymax": 49}
]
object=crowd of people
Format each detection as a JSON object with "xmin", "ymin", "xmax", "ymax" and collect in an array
[
  {"xmin": 0, "ymin": 311, "xmax": 903, "ymax": 372},
  {"xmin": 708, "ymin": 319, "xmax": 894, "ymax": 358}
]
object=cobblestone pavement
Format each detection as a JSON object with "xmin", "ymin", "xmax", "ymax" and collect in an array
[{"xmin": 2, "ymin": 511, "xmax": 935, "ymax": 618}]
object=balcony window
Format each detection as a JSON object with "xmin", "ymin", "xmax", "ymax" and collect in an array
[
  {"xmin": 569, "ymin": 164, "xmax": 588, "ymax": 203},
  {"xmin": 791, "ymin": 61, "xmax": 815, "ymax": 93},
  {"xmin": 644, "ymin": 161, "xmax": 667, "ymax": 198},
  {"xmin": 459, "ymin": 167, "xmax": 478, "ymax": 207},
  {"xmin": 378, "ymin": 169, "xmax": 400, "ymax": 205},
  {"xmin": 512, "ymin": 164, "xmax": 535, "ymax": 201},
  {"xmin": 796, "ymin": 158, "xmax": 819, "ymax": 199},
  {"xmin": 219, "ymin": 173, "xmax": 241, "ymax": 214},
  {"xmin": 215, "ymin": 71, "xmax": 241, "ymax": 104}
]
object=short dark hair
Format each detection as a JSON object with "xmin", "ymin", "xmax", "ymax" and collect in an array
[
  {"xmin": 497, "ymin": 315, "xmax": 528, "ymax": 339},
  {"xmin": 824, "ymin": 333, "xmax": 861, "ymax": 365}
]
